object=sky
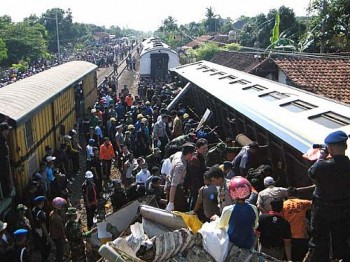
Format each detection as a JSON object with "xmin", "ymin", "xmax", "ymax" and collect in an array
[{"xmin": 1, "ymin": 0, "xmax": 312, "ymax": 31}]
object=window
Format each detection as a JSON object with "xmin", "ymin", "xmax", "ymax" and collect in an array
[
  {"xmin": 203, "ymin": 68, "xmax": 217, "ymax": 73},
  {"xmin": 25, "ymin": 119, "xmax": 34, "ymax": 148},
  {"xmin": 259, "ymin": 91, "xmax": 289, "ymax": 101},
  {"xmin": 309, "ymin": 112, "xmax": 350, "ymax": 128},
  {"xmin": 280, "ymin": 100, "xmax": 317, "ymax": 113},
  {"xmin": 218, "ymin": 75, "xmax": 237, "ymax": 81},
  {"xmin": 243, "ymin": 84, "xmax": 267, "ymax": 92},
  {"xmin": 210, "ymin": 71, "xmax": 226, "ymax": 76}
]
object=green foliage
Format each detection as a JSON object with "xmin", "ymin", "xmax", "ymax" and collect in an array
[
  {"xmin": 0, "ymin": 38, "xmax": 7, "ymax": 62},
  {"xmin": 11, "ymin": 61, "xmax": 29, "ymax": 73},
  {"xmin": 194, "ymin": 42, "xmax": 222, "ymax": 61},
  {"xmin": 224, "ymin": 43, "xmax": 241, "ymax": 51},
  {"xmin": 270, "ymin": 12, "xmax": 280, "ymax": 48},
  {"xmin": 310, "ymin": 0, "xmax": 350, "ymax": 52},
  {"xmin": 0, "ymin": 22, "xmax": 47, "ymax": 64}
]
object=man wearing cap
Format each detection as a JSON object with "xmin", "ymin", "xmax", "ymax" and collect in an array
[
  {"xmin": 82, "ymin": 171, "xmax": 97, "ymax": 230},
  {"xmin": 166, "ymin": 143, "xmax": 196, "ymax": 212},
  {"xmin": 257, "ymin": 176, "xmax": 288, "ymax": 214},
  {"xmin": 307, "ymin": 130, "xmax": 350, "ymax": 261},
  {"xmin": 32, "ymin": 196, "xmax": 51, "ymax": 261},
  {"xmin": 6, "ymin": 229, "xmax": 29, "ymax": 261},
  {"xmin": 0, "ymin": 121, "xmax": 13, "ymax": 197}
]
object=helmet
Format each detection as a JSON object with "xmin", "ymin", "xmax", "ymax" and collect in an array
[
  {"xmin": 85, "ymin": 171, "xmax": 94, "ymax": 179},
  {"xmin": 229, "ymin": 176, "xmax": 251, "ymax": 200},
  {"xmin": 52, "ymin": 197, "xmax": 67, "ymax": 210},
  {"xmin": 88, "ymin": 139, "xmax": 95, "ymax": 145}
]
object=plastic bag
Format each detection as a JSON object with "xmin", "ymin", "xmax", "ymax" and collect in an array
[{"xmin": 198, "ymin": 221, "xmax": 229, "ymax": 262}]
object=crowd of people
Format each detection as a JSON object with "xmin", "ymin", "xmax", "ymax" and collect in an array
[
  {"xmin": 0, "ymin": 42, "xmax": 349, "ymax": 262},
  {"xmin": 0, "ymin": 38, "xmax": 136, "ymax": 88}
]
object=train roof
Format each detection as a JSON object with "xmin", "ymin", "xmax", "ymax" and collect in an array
[
  {"xmin": 141, "ymin": 38, "xmax": 177, "ymax": 57},
  {"xmin": 0, "ymin": 61, "xmax": 97, "ymax": 126},
  {"xmin": 171, "ymin": 60, "xmax": 350, "ymax": 155}
]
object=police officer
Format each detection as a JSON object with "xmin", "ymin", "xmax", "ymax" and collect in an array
[
  {"xmin": 32, "ymin": 196, "xmax": 51, "ymax": 261},
  {"xmin": 65, "ymin": 207, "xmax": 96, "ymax": 262},
  {"xmin": 308, "ymin": 130, "xmax": 350, "ymax": 261},
  {"xmin": 7, "ymin": 229, "xmax": 29, "ymax": 262}
]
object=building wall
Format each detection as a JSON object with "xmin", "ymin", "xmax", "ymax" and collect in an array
[{"xmin": 278, "ymin": 69, "xmax": 287, "ymax": 84}]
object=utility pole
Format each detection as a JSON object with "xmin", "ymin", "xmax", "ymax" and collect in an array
[
  {"xmin": 320, "ymin": 0, "xmax": 327, "ymax": 53},
  {"xmin": 56, "ymin": 11, "xmax": 61, "ymax": 63}
]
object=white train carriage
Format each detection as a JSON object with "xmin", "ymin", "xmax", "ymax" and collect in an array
[
  {"xmin": 170, "ymin": 60, "xmax": 350, "ymax": 187},
  {"xmin": 140, "ymin": 38, "xmax": 180, "ymax": 80}
]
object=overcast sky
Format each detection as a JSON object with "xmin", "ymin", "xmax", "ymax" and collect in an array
[{"xmin": 1, "ymin": 0, "xmax": 312, "ymax": 31}]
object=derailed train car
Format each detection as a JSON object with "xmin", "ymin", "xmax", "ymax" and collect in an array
[
  {"xmin": 0, "ymin": 61, "xmax": 97, "ymax": 204},
  {"xmin": 170, "ymin": 61, "xmax": 350, "ymax": 187},
  {"xmin": 140, "ymin": 38, "xmax": 180, "ymax": 80}
]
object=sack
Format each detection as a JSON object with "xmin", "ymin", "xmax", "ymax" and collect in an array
[{"xmin": 198, "ymin": 221, "xmax": 229, "ymax": 262}]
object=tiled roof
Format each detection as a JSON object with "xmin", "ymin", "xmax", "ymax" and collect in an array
[
  {"xmin": 274, "ymin": 57, "xmax": 350, "ymax": 103},
  {"xmin": 210, "ymin": 51, "xmax": 262, "ymax": 72},
  {"xmin": 183, "ymin": 35, "xmax": 214, "ymax": 48}
]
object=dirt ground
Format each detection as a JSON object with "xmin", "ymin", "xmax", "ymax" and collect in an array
[{"xmin": 61, "ymin": 50, "xmax": 141, "ymax": 261}]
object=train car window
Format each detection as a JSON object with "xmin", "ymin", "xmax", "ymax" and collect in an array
[
  {"xmin": 203, "ymin": 69, "xmax": 217, "ymax": 73},
  {"xmin": 210, "ymin": 71, "xmax": 226, "ymax": 76},
  {"xmin": 25, "ymin": 119, "xmax": 34, "ymax": 148},
  {"xmin": 259, "ymin": 91, "xmax": 289, "ymax": 101},
  {"xmin": 280, "ymin": 100, "xmax": 317, "ymax": 113},
  {"xmin": 230, "ymin": 79, "xmax": 251, "ymax": 86},
  {"xmin": 309, "ymin": 112, "xmax": 350, "ymax": 128},
  {"xmin": 218, "ymin": 75, "xmax": 237, "ymax": 80},
  {"xmin": 243, "ymin": 84, "xmax": 267, "ymax": 92}
]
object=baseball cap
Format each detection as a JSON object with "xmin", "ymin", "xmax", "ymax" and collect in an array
[{"xmin": 263, "ymin": 176, "xmax": 275, "ymax": 186}]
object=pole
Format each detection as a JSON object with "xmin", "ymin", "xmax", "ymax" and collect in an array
[{"xmin": 55, "ymin": 12, "xmax": 61, "ymax": 63}]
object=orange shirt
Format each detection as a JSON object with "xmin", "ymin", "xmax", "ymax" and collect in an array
[
  {"xmin": 125, "ymin": 96, "xmax": 134, "ymax": 107},
  {"xmin": 99, "ymin": 142, "xmax": 115, "ymax": 160},
  {"xmin": 282, "ymin": 198, "xmax": 312, "ymax": 239}
]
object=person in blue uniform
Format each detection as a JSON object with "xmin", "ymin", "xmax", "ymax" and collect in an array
[
  {"xmin": 308, "ymin": 130, "xmax": 350, "ymax": 261},
  {"xmin": 7, "ymin": 229, "xmax": 29, "ymax": 262}
]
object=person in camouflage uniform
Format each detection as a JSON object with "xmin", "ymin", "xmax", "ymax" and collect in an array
[
  {"xmin": 64, "ymin": 207, "xmax": 96, "ymax": 262},
  {"xmin": 164, "ymin": 133, "xmax": 197, "ymax": 158},
  {"xmin": 206, "ymin": 142, "xmax": 242, "ymax": 167}
]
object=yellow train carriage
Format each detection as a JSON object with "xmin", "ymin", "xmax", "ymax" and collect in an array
[{"xmin": 0, "ymin": 61, "xmax": 97, "ymax": 201}]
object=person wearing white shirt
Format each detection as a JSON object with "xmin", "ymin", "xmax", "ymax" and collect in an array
[{"xmin": 135, "ymin": 163, "xmax": 151, "ymax": 187}]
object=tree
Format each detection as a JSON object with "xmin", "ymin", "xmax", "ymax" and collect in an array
[
  {"xmin": 194, "ymin": 42, "xmax": 221, "ymax": 61},
  {"xmin": 0, "ymin": 22, "xmax": 47, "ymax": 64},
  {"xmin": 0, "ymin": 38, "xmax": 7, "ymax": 62},
  {"xmin": 311, "ymin": 0, "xmax": 350, "ymax": 52},
  {"xmin": 204, "ymin": 7, "xmax": 219, "ymax": 33},
  {"xmin": 39, "ymin": 8, "xmax": 75, "ymax": 52}
]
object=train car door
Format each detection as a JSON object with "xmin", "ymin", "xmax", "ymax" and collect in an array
[{"xmin": 150, "ymin": 53, "xmax": 169, "ymax": 80}]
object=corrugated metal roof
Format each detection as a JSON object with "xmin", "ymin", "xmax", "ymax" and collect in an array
[{"xmin": 0, "ymin": 61, "xmax": 97, "ymax": 125}]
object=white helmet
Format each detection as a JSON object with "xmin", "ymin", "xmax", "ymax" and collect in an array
[{"xmin": 85, "ymin": 171, "xmax": 93, "ymax": 179}]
